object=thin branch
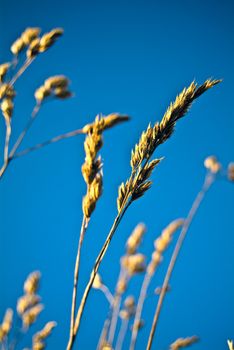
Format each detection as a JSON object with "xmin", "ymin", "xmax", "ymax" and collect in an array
[
  {"xmin": 66, "ymin": 216, "xmax": 89, "ymax": 350},
  {"xmin": 146, "ymin": 172, "xmax": 215, "ymax": 350},
  {"xmin": 100, "ymin": 285, "xmax": 114, "ymax": 305},
  {"xmin": 130, "ymin": 273, "xmax": 151, "ymax": 350},
  {"xmin": 11, "ymin": 128, "xmax": 84, "ymax": 160},
  {"xmin": 116, "ymin": 318, "xmax": 129, "ymax": 350},
  {"xmin": 9, "ymin": 57, "xmax": 34, "ymax": 87}
]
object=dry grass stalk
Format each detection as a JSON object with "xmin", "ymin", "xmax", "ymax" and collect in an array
[
  {"xmin": 228, "ymin": 340, "xmax": 234, "ymax": 350},
  {"xmin": 72, "ymin": 79, "xmax": 220, "ymax": 347},
  {"xmin": 0, "ymin": 309, "xmax": 13, "ymax": 342},
  {"xmin": 146, "ymin": 160, "xmax": 221, "ymax": 350},
  {"xmin": 130, "ymin": 219, "xmax": 184, "ymax": 350},
  {"xmin": 92, "ymin": 274, "xmax": 114, "ymax": 304},
  {"xmin": 170, "ymin": 336, "xmax": 199, "ymax": 350}
]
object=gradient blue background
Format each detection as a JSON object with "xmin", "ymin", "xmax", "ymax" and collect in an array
[{"xmin": 0, "ymin": 0, "xmax": 233, "ymax": 349}]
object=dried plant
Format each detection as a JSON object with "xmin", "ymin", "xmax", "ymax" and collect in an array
[{"xmin": 1, "ymin": 26, "xmax": 233, "ymax": 350}]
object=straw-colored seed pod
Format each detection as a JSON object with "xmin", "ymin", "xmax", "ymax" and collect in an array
[
  {"xmin": 54, "ymin": 87, "xmax": 72, "ymax": 99},
  {"xmin": 33, "ymin": 341, "xmax": 45, "ymax": 350},
  {"xmin": 1, "ymin": 98, "xmax": 14, "ymax": 120},
  {"xmin": 126, "ymin": 223, "xmax": 146, "ymax": 254},
  {"xmin": 82, "ymin": 193, "xmax": 96, "ymax": 218},
  {"xmin": 228, "ymin": 163, "xmax": 234, "ymax": 182},
  {"xmin": 21, "ymin": 27, "xmax": 41, "ymax": 45},
  {"xmin": 119, "ymin": 309, "xmax": 129, "ymax": 320},
  {"xmin": 1, "ymin": 309, "xmax": 13, "ymax": 335},
  {"xmin": 24, "ymin": 271, "xmax": 41, "ymax": 294},
  {"xmin": 170, "ymin": 336, "xmax": 199, "ymax": 350},
  {"xmin": 0, "ymin": 63, "xmax": 10, "ymax": 82},
  {"xmin": 11, "ymin": 38, "xmax": 25, "ymax": 55},
  {"xmin": 0, "ymin": 84, "xmax": 16, "ymax": 99},
  {"xmin": 204, "ymin": 155, "xmax": 221, "ymax": 174},
  {"xmin": 44, "ymin": 76, "xmax": 69, "ymax": 90},
  {"xmin": 39, "ymin": 28, "xmax": 63, "ymax": 52},
  {"xmin": 17, "ymin": 294, "xmax": 40, "ymax": 315},
  {"xmin": 33, "ymin": 321, "xmax": 57, "ymax": 342},
  {"xmin": 121, "ymin": 254, "xmax": 146, "ymax": 275},
  {"xmin": 116, "ymin": 277, "xmax": 127, "ymax": 294},
  {"xmin": 22, "ymin": 304, "xmax": 44, "ymax": 327},
  {"xmin": 34, "ymin": 86, "xmax": 51, "ymax": 102},
  {"xmin": 27, "ymin": 38, "xmax": 41, "ymax": 58}
]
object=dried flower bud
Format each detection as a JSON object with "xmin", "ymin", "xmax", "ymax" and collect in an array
[
  {"xmin": 170, "ymin": 336, "xmax": 199, "ymax": 350},
  {"xmin": 92, "ymin": 273, "xmax": 103, "ymax": 289},
  {"xmin": 54, "ymin": 87, "xmax": 72, "ymax": 99},
  {"xmin": 11, "ymin": 38, "xmax": 25, "ymax": 55},
  {"xmin": 21, "ymin": 27, "xmax": 41, "ymax": 45},
  {"xmin": 228, "ymin": 163, "xmax": 234, "ymax": 182},
  {"xmin": 126, "ymin": 223, "xmax": 146, "ymax": 254},
  {"xmin": 119, "ymin": 309, "xmax": 129, "ymax": 320},
  {"xmin": 1, "ymin": 309, "xmax": 13, "ymax": 335},
  {"xmin": 0, "ymin": 84, "xmax": 16, "ymax": 99},
  {"xmin": 204, "ymin": 155, "xmax": 221, "ymax": 174},
  {"xmin": 44, "ymin": 76, "xmax": 69, "ymax": 90},
  {"xmin": 17, "ymin": 294, "xmax": 40, "ymax": 315},
  {"xmin": 0, "ymin": 63, "xmax": 10, "ymax": 82},
  {"xmin": 34, "ymin": 86, "xmax": 51, "ymax": 102},
  {"xmin": 33, "ymin": 321, "xmax": 57, "ymax": 342},
  {"xmin": 39, "ymin": 28, "xmax": 63, "ymax": 52},
  {"xmin": 24, "ymin": 271, "xmax": 41, "ymax": 294},
  {"xmin": 1, "ymin": 98, "xmax": 14, "ymax": 120},
  {"xmin": 33, "ymin": 341, "xmax": 45, "ymax": 350},
  {"xmin": 27, "ymin": 38, "xmax": 41, "ymax": 58},
  {"xmin": 116, "ymin": 278, "xmax": 127, "ymax": 294},
  {"xmin": 22, "ymin": 304, "xmax": 44, "ymax": 327},
  {"xmin": 121, "ymin": 254, "xmax": 146, "ymax": 275}
]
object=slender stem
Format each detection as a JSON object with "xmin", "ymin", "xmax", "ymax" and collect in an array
[
  {"xmin": 4, "ymin": 120, "xmax": 12, "ymax": 163},
  {"xmin": 116, "ymin": 318, "xmax": 129, "ymax": 350},
  {"xmin": 108, "ymin": 293, "xmax": 122, "ymax": 346},
  {"xmin": 96, "ymin": 318, "xmax": 110, "ymax": 350},
  {"xmin": 146, "ymin": 172, "xmax": 215, "ymax": 350},
  {"xmin": 9, "ymin": 58, "xmax": 34, "ymax": 87},
  {"xmin": 130, "ymin": 273, "xmax": 151, "ymax": 350},
  {"xmin": 72, "ymin": 202, "xmax": 131, "ymax": 347},
  {"xmin": 100, "ymin": 285, "xmax": 114, "ymax": 305},
  {"xmin": 12, "ymin": 128, "xmax": 84, "ymax": 160},
  {"xmin": 67, "ymin": 216, "xmax": 89, "ymax": 350}
]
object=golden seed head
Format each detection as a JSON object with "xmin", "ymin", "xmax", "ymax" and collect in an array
[
  {"xmin": 44, "ymin": 75, "xmax": 69, "ymax": 90},
  {"xmin": 82, "ymin": 193, "xmax": 96, "ymax": 218},
  {"xmin": 101, "ymin": 344, "xmax": 113, "ymax": 350},
  {"xmin": 92, "ymin": 273, "xmax": 103, "ymax": 289},
  {"xmin": 0, "ymin": 63, "xmax": 10, "ymax": 82},
  {"xmin": 22, "ymin": 304, "xmax": 44, "ymax": 327},
  {"xmin": 116, "ymin": 277, "xmax": 127, "ymax": 294},
  {"xmin": 11, "ymin": 37, "xmax": 25, "ymax": 55},
  {"xmin": 33, "ymin": 321, "xmax": 57, "ymax": 342},
  {"xmin": 1, "ymin": 308, "xmax": 13, "ymax": 335},
  {"xmin": 24, "ymin": 271, "xmax": 41, "ymax": 294},
  {"xmin": 21, "ymin": 27, "xmax": 41, "ymax": 45},
  {"xmin": 17, "ymin": 294, "xmax": 40, "ymax": 315},
  {"xmin": 39, "ymin": 28, "xmax": 64, "ymax": 52},
  {"xmin": 34, "ymin": 86, "xmax": 51, "ymax": 102},
  {"xmin": 32, "ymin": 341, "xmax": 45, "ymax": 350},
  {"xmin": 0, "ymin": 84, "xmax": 16, "ymax": 99},
  {"xmin": 119, "ymin": 309, "xmax": 129, "ymax": 320},
  {"xmin": 227, "ymin": 340, "xmax": 234, "ymax": 350},
  {"xmin": 126, "ymin": 223, "xmax": 146, "ymax": 254},
  {"xmin": 124, "ymin": 296, "xmax": 135, "ymax": 309},
  {"xmin": 54, "ymin": 87, "xmax": 72, "ymax": 99},
  {"xmin": 1, "ymin": 98, "xmax": 14, "ymax": 120},
  {"xmin": 228, "ymin": 163, "xmax": 234, "ymax": 182},
  {"xmin": 204, "ymin": 155, "xmax": 221, "ymax": 174},
  {"xmin": 147, "ymin": 251, "xmax": 162, "ymax": 276},
  {"xmin": 121, "ymin": 254, "xmax": 146, "ymax": 275},
  {"xmin": 170, "ymin": 336, "xmax": 199, "ymax": 350},
  {"xmin": 26, "ymin": 38, "xmax": 41, "ymax": 58}
]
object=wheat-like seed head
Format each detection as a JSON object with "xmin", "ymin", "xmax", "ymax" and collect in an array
[
  {"xmin": 24, "ymin": 271, "xmax": 41, "ymax": 295},
  {"xmin": 17, "ymin": 294, "xmax": 41, "ymax": 315},
  {"xmin": 170, "ymin": 336, "xmax": 199, "ymax": 350},
  {"xmin": 0, "ymin": 309, "xmax": 13, "ymax": 340},
  {"xmin": 22, "ymin": 304, "xmax": 44, "ymax": 328},
  {"xmin": 0, "ymin": 63, "xmax": 11, "ymax": 83},
  {"xmin": 126, "ymin": 223, "xmax": 146, "ymax": 254}
]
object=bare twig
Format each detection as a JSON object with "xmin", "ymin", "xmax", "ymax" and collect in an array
[{"xmin": 146, "ymin": 172, "xmax": 215, "ymax": 350}]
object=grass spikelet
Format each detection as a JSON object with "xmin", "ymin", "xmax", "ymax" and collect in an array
[
  {"xmin": 27, "ymin": 38, "xmax": 41, "ymax": 58},
  {"xmin": 17, "ymin": 294, "xmax": 41, "ymax": 315},
  {"xmin": 170, "ymin": 336, "xmax": 199, "ymax": 350},
  {"xmin": 204, "ymin": 155, "xmax": 221, "ymax": 174},
  {"xmin": 228, "ymin": 340, "xmax": 234, "ymax": 350},
  {"xmin": 82, "ymin": 113, "xmax": 130, "ymax": 134},
  {"xmin": 22, "ymin": 304, "xmax": 44, "ymax": 328},
  {"xmin": 126, "ymin": 223, "xmax": 146, "ymax": 254},
  {"xmin": 0, "ymin": 63, "xmax": 11, "ymax": 83},
  {"xmin": 11, "ymin": 37, "xmax": 25, "ymax": 55},
  {"xmin": 1, "ymin": 98, "xmax": 14, "ymax": 121},
  {"xmin": 0, "ymin": 84, "xmax": 16, "ymax": 99},
  {"xmin": 228, "ymin": 163, "xmax": 234, "ymax": 182},
  {"xmin": 21, "ymin": 27, "xmax": 41, "ymax": 45},
  {"xmin": 121, "ymin": 254, "xmax": 146, "ymax": 275},
  {"xmin": 0, "ymin": 309, "xmax": 13, "ymax": 341},
  {"xmin": 33, "ymin": 321, "xmax": 57, "ymax": 342},
  {"xmin": 117, "ymin": 180, "xmax": 130, "ymax": 213},
  {"xmin": 24, "ymin": 271, "xmax": 41, "ymax": 294},
  {"xmin": 39, "ymin": 28, "xmax": 64, "ymax": 52}
]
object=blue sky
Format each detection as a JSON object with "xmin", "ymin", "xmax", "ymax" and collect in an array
[{"xmin": 0, "ymin": 0, "xmax": 233, "ymax": 349}]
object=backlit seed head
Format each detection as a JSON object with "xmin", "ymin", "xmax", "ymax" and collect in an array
[
  {"xmin": 1, "ymin": 309, "xmax": 13, "ymax": 335},
  {"xmin": 1, "ymin": 98, "xmax": 14, "ymax": 120},
  {"xmin": 27, "ymin": 38, "xmax": 41, "ymax": 58},
  {"xmin": 116, "ymin": 278, "xmax": 127, "ymax": 294},
  {"xmin": 22, "ymin": 304, "xmax": 44, "ymax": 328},
  {"xmin": 39, "ymin": 28, "xmax": 63, "ymax": 52},
  {"xmin": 34, "ymin": 86, "xmax": 51, "ymax": 102},
  {"xmin": 44, "ymin": 76, "xmax": 69, "ymax": 90},
  {"xmin": 17, "ymin": 294, "xmax": 40, "ymax": 315},
  {"xmin": 228, "ymin": 163, "xmax": 234, "ymax": 182},
  {"xmin": 126, "ymin": 223, "xmax": 146, "ymax": 254},
  {"xmin": 170, "ymin": 336, "xmax": 199, "ymax": 350},
  {"xmin": 24, "ymin": 271, "xmax": 41, "ymax": 294},
  {"xmin": 121, "ymin": 254, "xmax": 146, "ymax": 275},
  {"xmin": 21, "ymin": 27, "xmax": 41, "ymax": 45},
  {"xmin": 33, "ymin": 321, "xmax": 57, "ymax": 342},
  {"xmin": 11, "ymin": 38, "xmax": 25, "ymax": 55},
  {"xmin": 54, "ymin": 87, "xmax": 72, "ymax": 99},
  {"xmin": 0, "ymin": 63, "xmax": 10, "ymax": 82},
  {"xmin": 0, "ymin": 84, "xmax": 16, "ymax": 99},
  {"xmin": 204, "ymin": 155, "xmax": 221, "ymax": 174}
]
